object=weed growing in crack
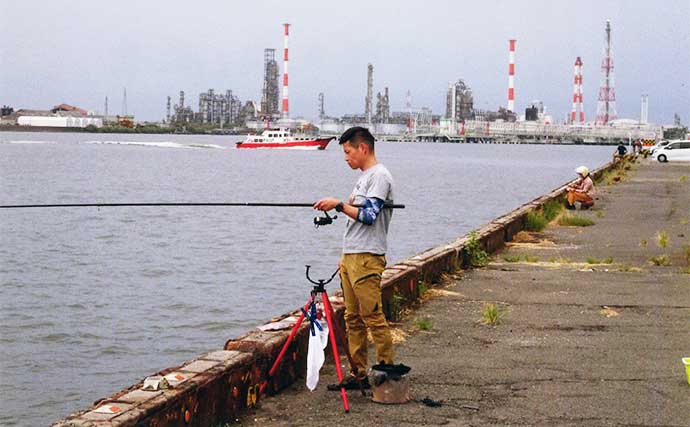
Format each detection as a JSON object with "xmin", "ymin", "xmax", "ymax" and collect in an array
[
  {"xmin": 558, "ymin": 214, "xmax": 594, "ymax": 227},
  {"xmin": 414, "ymin": 317, "xmax": 433, "ymax": 331},
  {"xmin": 657, "ymin": 230, "xmax": 669, "ymax": 248},
  {"xmin": 648, "ymin": 255, "xmax": 671, "ymax": 266},
  {"xmin": 466, "ymin": 232, "xmax": 489, "ymax": 267},
  {"xmin": 480, "ymin": 303, "xmax": 506, "ymax": 326}
]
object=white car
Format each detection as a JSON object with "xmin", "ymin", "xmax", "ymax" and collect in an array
[
  {"xmin": 653, "ymin": 140, "xmax": 690, "ymax": 162},
  {"xmin": 649, "ymin": 140, "xmax": 670, "ymax": 155}
]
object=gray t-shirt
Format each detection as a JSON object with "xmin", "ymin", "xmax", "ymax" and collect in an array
[{"xmin": 343, "ymin": 163, "xmax": 394, "ymax": 255}]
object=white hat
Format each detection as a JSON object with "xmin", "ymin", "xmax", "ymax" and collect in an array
[{"xmin": 575, "ymin": 166, "xmax": 589, "ymax": 177}]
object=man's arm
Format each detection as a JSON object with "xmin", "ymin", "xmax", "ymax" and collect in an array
[
  {"xmin": 313, "ymin": 197, "xmax": 384, "ymax": 224},
  {"xmin": 356, "ymin": 197, "xmax": 384, "ymax": 225},
  {"xmin": 313, "ymin": 198, "xmax": 359, "ymax": 220}
]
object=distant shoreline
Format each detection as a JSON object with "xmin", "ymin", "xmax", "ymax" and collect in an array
[{"xmin": 0, "ymin": 125, "xmax": 246, "ymax": 135}]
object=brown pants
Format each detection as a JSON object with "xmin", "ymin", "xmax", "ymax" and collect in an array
[
  {"xmin": 567, "ymin": 190, "xmax": 593, "ymax": 206},
  {"xmin": 340, "ymin": 253, "xmax": 394, "ymax": 378}
]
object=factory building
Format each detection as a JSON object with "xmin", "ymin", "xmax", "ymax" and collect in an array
[
  {"xmin": 169, "ymin": 89, "xmax": 242, "ymax": 126},
  {"xmin": 375, "ymin": 87, "xmax": 391, "ymax": 123},
  {"xmin": 260, "ymin": 48, "xmax": 280, "ymax": 118},
  {"xmin": 445, "ymin": 79, "xmax": 474, "ymax": 122},
  {"xmin": 0, "ymin": 103, "xmax": 103, "ymax": 128},
  {"xmin": 198, "ymin": 89, "xmax": 241, "ymax": 125}
]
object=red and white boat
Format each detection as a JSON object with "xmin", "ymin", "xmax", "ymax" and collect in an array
[{"xmin": 236, "ymin": 128, "xmax": 334, "ymax": 150}]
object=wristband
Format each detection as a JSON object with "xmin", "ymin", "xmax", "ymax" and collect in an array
[{"xmin": 335, "ymin": 202, "xmax": 344, "ymax": 213}]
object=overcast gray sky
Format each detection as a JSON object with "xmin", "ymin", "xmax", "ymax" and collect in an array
[{"xmin": 1, "ymin": 0, "xmax": 688, "ymax": 124}]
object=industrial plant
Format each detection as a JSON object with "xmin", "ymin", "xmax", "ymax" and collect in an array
[{"xmin": 0, "ymin": 20, "xmax": 669, "ymax": 143}]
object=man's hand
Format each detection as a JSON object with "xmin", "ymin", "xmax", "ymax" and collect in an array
[{"xmin": 313, "ymin": 198, "xmax": 341, "ymax": 211}]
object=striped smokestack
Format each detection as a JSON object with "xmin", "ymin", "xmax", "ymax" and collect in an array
[
  {"xmin": 281, "ymin": 23, "xmax": 290, "ymax": 119},
  {"xmin": 507, "ymin": 39, "xmax": 516, "ymax": 112},
  {"xmin": 571, "ymin": 57, "xmax": 585, "ymax": 123}
]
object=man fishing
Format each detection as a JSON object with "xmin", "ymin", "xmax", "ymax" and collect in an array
[{"xmin": 314, "ymin": 126, "xmax": 395, "ymax": 390}]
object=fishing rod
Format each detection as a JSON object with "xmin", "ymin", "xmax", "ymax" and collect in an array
[
  {"xmin": 0, "ymin": 202, "xmax": 405, "ymax": 209},
  {"xmin": 0, "ymin": 201, "xmax": 406, "ymax": 228}
]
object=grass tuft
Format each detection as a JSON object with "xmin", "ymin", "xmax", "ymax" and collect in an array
[
  {"xmin": 480, "ymin": 303, "xmax": 506, "ymax": 326},
  {"xmin": 389, "ymin": 292, "xmax": 406, "ymax": 321},
  {"xmin": 656, "ymin": 230, "xmax": 669, "ymax": 248},
  {"xmin": 417, "ymin": 281, "xmax": 429, "ymax": 298},
  {"xmin": 525, "ymin": 211, "xmax": 548, "ymax": 231},
  {"xmin": 648, "ymin": 255, "xmax": 671, "ymax": 266},
  {"xmin": 601, "ymin": 167, "xmax": 628, "ymax": 186},
  {"xmin": 414, "ymin": 317, "xmax": 433, "ymax": 331},
  {"xmin": 466, "ymin": 232, "xmax": 490, "ymax": 267},
  {"xmin": 586, "ymin": 256, "xmax": 613, "ymax": 265},
  {"xmin": 502, "ymin": 254, "xmax": 521, "ymax": 263},
  {"xmin": 558, "ymin": 214, "xmax": 595, "ymax": 227},
  {"xmin": 542, "ymin": 200, "xmax": 563, "ymax": 222},
  {"xmin": 523, "ymin": 254, "xmax": 540, "ymax": 263},
  {"xmin": 525, "ymin": 200, "xmax": 563, "ymax": 232}
]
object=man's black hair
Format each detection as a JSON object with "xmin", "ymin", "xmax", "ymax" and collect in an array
[{"xmin": 339, "ymin": 126, "xmax": 375, "ymax": 151}]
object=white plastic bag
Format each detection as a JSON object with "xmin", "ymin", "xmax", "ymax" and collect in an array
[{"xmin": 306, "ymin": 321, "xmax": 329, "ymax": 391}]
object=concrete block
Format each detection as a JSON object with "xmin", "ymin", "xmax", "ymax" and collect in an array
[
  {"xmin": 81, "ymin": 403, "xmax": 133, "ymax": 421},
  {"xmin": 201, "ymin": 350, "xmax": 242, "ymax": 362},
  {"xmin": 117, "ymin": 389, "xmax": 163, "ymax": 404},
  {"xmin": 180, "ymin": 359, "xmax": 221, "ymax": 374}
]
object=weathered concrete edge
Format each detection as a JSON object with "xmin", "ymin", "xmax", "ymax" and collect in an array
[{"xmin": 51, "ymin": 159, "xmax": 621, "ymax": 427}]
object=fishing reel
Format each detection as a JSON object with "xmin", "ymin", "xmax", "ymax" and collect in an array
[{"xmin": 313, "ymin": 210, "xmax": 337, "ymax": 228}]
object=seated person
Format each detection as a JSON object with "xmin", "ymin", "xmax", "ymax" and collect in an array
[
  {"xmin": 566, "ymin": 166, "xmax": 595, "ymax": 210},
  {"xmin": 615, "ymin": 142, "xmax": 628, "ymax": 158}
]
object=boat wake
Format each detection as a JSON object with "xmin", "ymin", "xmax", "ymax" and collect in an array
[{"xmin": 83, "ymin": 140, "xmax": 225, "ymax": 150}]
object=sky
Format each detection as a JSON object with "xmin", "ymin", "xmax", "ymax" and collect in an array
[{"xmin": 1, "ymin": 0, "xmax": 688, "ymax": 124}]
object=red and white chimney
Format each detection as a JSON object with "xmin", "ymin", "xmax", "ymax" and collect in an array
[
  {"xmin": 281, "ymin": 23, "xmax": 290, "ymax": 120},
  {"xmin": 507, "ymin": 39, "xmax": 516, "ymax": 112},
  {"xmin": 571, "ymin": 57, "xmax": 585, "ymax": 123}
]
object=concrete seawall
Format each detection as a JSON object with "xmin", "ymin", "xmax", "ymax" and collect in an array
[{"xmin": 52, "ymin": 160, "xmax": 621, "ymax": 427}]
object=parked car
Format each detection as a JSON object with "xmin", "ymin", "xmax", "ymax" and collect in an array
[
  {"xmin": 649, "ymin": 139, "xmax": 670, "ymax": 155},
  {"xmin": 653, "ymin": 140, "xmax": 690, "ymax": 162}
]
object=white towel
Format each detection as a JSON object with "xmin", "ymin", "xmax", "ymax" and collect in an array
[{"xmin": 306, "ymin": 322, "xmax": 329, "ymax": 391}]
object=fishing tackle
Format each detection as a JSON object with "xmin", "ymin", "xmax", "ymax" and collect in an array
[{"xmin": 0, "ymin": 201, "xmax": 405, "ymax": 228}]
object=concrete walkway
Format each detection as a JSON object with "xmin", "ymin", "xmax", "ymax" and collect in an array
[{"xmin": 238, "ymin": 160, "xmax": 690, "ymax": 426}]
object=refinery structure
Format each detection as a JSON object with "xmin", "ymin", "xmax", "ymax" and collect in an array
[{"xmin": 1, "ymin": 20, "xmax": 666, "ymax": 143}]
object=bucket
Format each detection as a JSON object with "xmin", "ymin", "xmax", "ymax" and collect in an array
[
  {"xmin": 683, "ymin": 358, "xmax": 690, "ymax": 385},
  {"xmin": 370, "ymin": 363, "xmax": 411, "ymax": 404}
]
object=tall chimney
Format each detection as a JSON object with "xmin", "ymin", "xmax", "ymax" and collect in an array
[
  {"xmin": 281, "ymin": 23, "xmax": 290, "ymax": 120},
  {"xmin": 507, "ymin": 39, "xmax": 516, "ymax": 112}
]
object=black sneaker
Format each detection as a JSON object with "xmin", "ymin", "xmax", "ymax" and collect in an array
[{"xmin": 327, "ymin": 376, "xmax": 370, "ymax": 391}]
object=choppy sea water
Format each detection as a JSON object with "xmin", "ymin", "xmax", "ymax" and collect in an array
[{"xmin": 0, "ymin": 132, "xmax": 614, "ymax": 426}]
